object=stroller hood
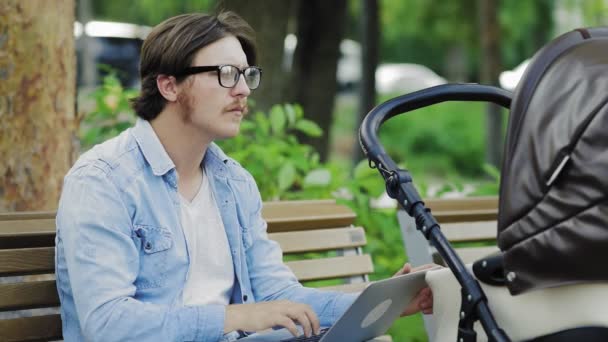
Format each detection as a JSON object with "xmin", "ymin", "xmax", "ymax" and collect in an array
[{"xmin": 497, "ymin": 27, "xmax": 608, "ymax": 295}]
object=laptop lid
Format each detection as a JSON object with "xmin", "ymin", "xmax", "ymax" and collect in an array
[
  {"xmin": 319, "ymin": 268, "xmax": 430, "ymax": 341},
  {"xmin": 239, "ymin": 268, "xmax": 432, "ymax": 342}
]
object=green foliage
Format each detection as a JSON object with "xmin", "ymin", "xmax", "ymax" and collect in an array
[
  {"xmin": 79, "ymin": 72, "xmax": 138, "ymax": 150},
  {"xmin": 216, "ymin": 104, "xmax": 337, "ymax": 201},
  {"xmin": 92, "ymin": 0, "xmax": 214, "ymax": 26},
  {"xmin": 377, "ymin": 98, "xmax": 488, "ymax": 179},
  {"xmin": 377, "ymin": 0, "xmax": 554, "ymax": 79}
]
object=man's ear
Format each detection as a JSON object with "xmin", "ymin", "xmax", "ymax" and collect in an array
[{"xmin": 156, "ymin": 74, "xmax": 179, "ymax": 102}]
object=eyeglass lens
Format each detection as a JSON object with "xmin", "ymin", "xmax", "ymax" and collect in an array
[{"xmin": 219, "ymin": 65, "xmax": 261, "ymax": 89}]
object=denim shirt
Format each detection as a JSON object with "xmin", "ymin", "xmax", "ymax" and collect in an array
[{"xmin": 55, "ymin": 119, "xmax": 358, "ymax": 342}]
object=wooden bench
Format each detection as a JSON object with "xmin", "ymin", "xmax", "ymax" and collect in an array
[
  {"xmin": 398, "ymin": 196, "xmax": 499, "ymax": 267},
  {"xmin": 0, "ymin": 199, "xmax": 378, "ymax": 341}
]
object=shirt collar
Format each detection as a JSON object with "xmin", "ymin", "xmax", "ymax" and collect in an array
[
  {"xmin": 131, "ymin": 118, "xmax": 233, "ymax": 177},
  {"xmin": 132, "ymin": 118, "xmax": 176, "ymax": 176}
]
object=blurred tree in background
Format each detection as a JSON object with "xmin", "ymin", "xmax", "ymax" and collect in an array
[{"xmin": 0, "ymin": 0, "xmax": 76, "ymax": 211}]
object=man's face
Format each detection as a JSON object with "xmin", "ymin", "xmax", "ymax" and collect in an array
[{"xmin": 177, "ymin": 35, "xmax": 251, "ymax": 140}]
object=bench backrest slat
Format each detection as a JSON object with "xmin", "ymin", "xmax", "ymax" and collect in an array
[
  {"xmin": 262, "ymin": 200, "xmax": 356, "ymax": 232},
  {"xmin": 0, "ymin": 314, "xmax": 62, "ymax": 341},
  {"xmin": 0, "ymin": 248, "xmax": 55, "ymax": 277},
  {"xmin": 0, "ymin": 280, "xmax": 59, "ymax": 312},
  {"xmin": 440, "ymin": 221, "xmax": 497, "ymax": 242},
  {"xmin": 268, "ymin": 227, "xmax": 366, "ymax": 254},
  {"xmin": 285, "ymin": 254, "xmax": 374, "ymax": 282}
]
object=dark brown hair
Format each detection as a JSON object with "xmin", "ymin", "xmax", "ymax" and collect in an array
[{"xmin": 130, "ymin": 12, "xmax": 256, "ymax": 120}]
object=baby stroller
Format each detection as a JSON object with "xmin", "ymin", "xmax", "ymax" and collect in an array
[{"xmin": 359, "ymin": 27, "xmax": 608, "ymax": 341}]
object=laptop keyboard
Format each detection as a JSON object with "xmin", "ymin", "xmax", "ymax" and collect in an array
[{"xmin": 280, "ymin": 328, "xmax": 330, "ymax": 342}]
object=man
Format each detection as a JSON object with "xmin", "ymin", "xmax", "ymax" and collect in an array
[{"xmin": 55, "ymin": 12, "xmax": 433, "ymax": 342}]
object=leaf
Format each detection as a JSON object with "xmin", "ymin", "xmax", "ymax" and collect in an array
[
  {"xmin": 269, "ymin": 105, "xmax": 286, "ymax": 135},
  {"xmin": 303, "ymin": 169, "xmax": 332, "ymax": 187},
  {"xmin": 284, "ymin": 103, "xmax": 297, "ymax": 127},
  {"xmin": 277, "ymin": 162, "xmax": 296, "ymax": 191},
  {"xmin": 295, "ymin": 120, "xmax": 323, "ymax": 137}
]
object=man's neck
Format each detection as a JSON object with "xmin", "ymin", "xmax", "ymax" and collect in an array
[{"xmin": 149, "ymin": 108, "xmax": 211, "ymax": 182}]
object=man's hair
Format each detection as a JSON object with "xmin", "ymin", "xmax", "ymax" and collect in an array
[{"xmin": 131, "ymin": 12, "xmax": 256, "ymax": 121}]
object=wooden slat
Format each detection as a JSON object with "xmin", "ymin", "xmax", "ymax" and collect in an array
[
  {"xmin": 454, "ymin": 246, "xmax": 500, "ymax": 264},
  {"xmin": 0, "ymin": 248, "xmax": 55, "ymax": 277},
  {"xmin": 441, "ymin": 221, "xmax": 497, "ymax": 242},
  {"xmin": 0, "ymin": 314, "xmax": 62, "ymax": 341},
  {"xmin": 0, "ymin": 218, "xmax": 56, "ymax": 249},
  {"xmin": 0, "ymin": 211, "xmax": 55, "ymax": 221},
  {"xmin": 0, "ymin": 281, "xmax": 59, "ymax": 312},
  {"xmin": 285, "ymin": 255, "xmax": 373, "ymax": 282},
  {"xmin": 263, "ymin": 200, "xmax": 356, "ymax": 232},
  {"xmin": 319, "ymin": 282, "xmax": 369, "ymax": 293},
  {"xmin": 425, "ymin": 196, "xmax": 499, "ymax": 223},
  {"xmin": 0, "ymin": 200, "xmax": 358, "ymax": 234},
  {"xmin": 434, "ymin": 209, "xmax": 498, "ymax": 224},
  {"xmin": 268, "ymin": 227, "xmax": 366, "ymax": 254},
  {"xmin": 425, "ymin": 196, "xmax": 498, "ymax": 212},
  {"xmin": 0, "ymin": 219, "xmax": 56, "ymax": 236}
]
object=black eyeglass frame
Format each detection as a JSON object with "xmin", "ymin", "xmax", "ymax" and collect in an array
[{"xmin": 175, "ymin": 64, "xmax": 263, "ymax": 89}]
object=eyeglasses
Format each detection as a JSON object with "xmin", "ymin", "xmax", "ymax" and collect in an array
[{"xmin": 175, "ymin": 64, "xmax": 262, "ymax": 90}]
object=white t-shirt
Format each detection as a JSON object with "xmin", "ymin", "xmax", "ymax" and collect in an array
[{"xmin": 180, "ymin": 169, "xmax": 234, "ymax": 306}]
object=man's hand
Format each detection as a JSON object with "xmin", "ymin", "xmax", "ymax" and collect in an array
[
  {"xmin": 393, "ymin": 263, "xmax": 438, "ymax": 316},
  {"xmin": 224, "ymin": 300, "xmax": 320, "ymax": 337}
]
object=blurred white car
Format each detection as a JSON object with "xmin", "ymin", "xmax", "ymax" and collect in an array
[
  {"xmin": 375, "ymin": 63, "xmax": 446, "ymax": 94},
  {"xmin": 499, "ymin": 59, "xmax": 530, "ymax": 91}
]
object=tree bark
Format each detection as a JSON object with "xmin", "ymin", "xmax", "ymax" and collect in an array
[
  {"xmin": 478, "ymin": 0, "xmax": 503, "ymax": 168},
  {"xmin": 220, "ymin": 0, "xmax": 294, "ymax": 112},
  {"xmin": 0, "ymin": 0, "xmax": 77, "ymax": 211},
  {"xmin": 290, "ymin": 0, "xmax": 347, "ymax": 161},
  {"xmin": 353, "ymin": 0, "xmax": 379, "ymax": 164}
]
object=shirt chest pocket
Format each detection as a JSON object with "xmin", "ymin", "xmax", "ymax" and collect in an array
[{"xmin": 133, "ymin": 225, "xmax": 174, "ymax": 289}]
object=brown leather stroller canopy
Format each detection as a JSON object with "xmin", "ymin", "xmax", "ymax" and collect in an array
[{"xmin": 498, "ymin": 27, "xmax": 608, "ymax": 295}]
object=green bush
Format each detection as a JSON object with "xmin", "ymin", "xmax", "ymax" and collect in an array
[{"xmin": 79, "ymin": 72, "xmax": 138, "ymax": 150}]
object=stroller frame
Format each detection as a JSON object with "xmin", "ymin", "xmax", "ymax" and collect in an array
[{"xmin": 359, "ymin": 83, "xmax": 512, "ymax": 342}]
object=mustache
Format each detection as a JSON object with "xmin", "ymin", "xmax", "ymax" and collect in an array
[{"xmin": 224, "ymin": 101, "xmax": 249, "ymax": 115}]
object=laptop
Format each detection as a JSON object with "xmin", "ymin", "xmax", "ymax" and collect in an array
[{"xmin": 238, "ymin": 268, "xmax": 432, "ymax": 342}]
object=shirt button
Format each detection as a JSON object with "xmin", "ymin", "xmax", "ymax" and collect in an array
[
  {"xmin": 144, "ymin": 242, "xmax": 152, "ymax": 250},
  {"xmin": 243, "ymin": 295, "xmax": 248, "ymax": 302}
]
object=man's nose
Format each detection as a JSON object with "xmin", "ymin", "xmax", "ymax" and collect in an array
[{"xmin": 231, "ymin": 75, "xmax": 251, "ymax": 97}]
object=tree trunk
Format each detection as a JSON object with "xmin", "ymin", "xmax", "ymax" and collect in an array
[
  {"xmin": 353, "ymin": 0, "xmax": 379, "ymax": 165},
  {"xmin": 221, "ymin": 0, "xmax": 294, "ymax": 112},
  {"xmin": 0, "ymin": 0, "xmax": 77, "ymax": 212},
  {"xmin": 478, "ymin": 0, "xmax": 503, "ymax": 169},
  {"xmin": 290, "ymin": 0, "xmax": 347, "ymax": 161}
]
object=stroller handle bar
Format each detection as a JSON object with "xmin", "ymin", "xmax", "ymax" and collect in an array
[
  {"xmin": 359, "ymin": 83, "xmax": 512, "ymax": 173},
  {"xmin": 358, "ymin": 83, "xmax": 512, "ymax": 342}
]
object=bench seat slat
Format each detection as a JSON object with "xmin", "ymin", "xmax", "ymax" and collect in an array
[
  {"xmin": 0, "ymin": 314, "xmax": 62, "ymax": 341},
  {"xmin": 0, "ymin": 248, "xmax": 55, "ymax": 277},
  {"xmin": 285, "ymin": 255, "xmax": 374, "ymax": 282},
  {"xmin": 0, "ymin": 280, "xmax": 59, "ymax": 312},
  {"xmin": 268, "ymin": 227, "xmax": 366, "ymax": 254}
]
